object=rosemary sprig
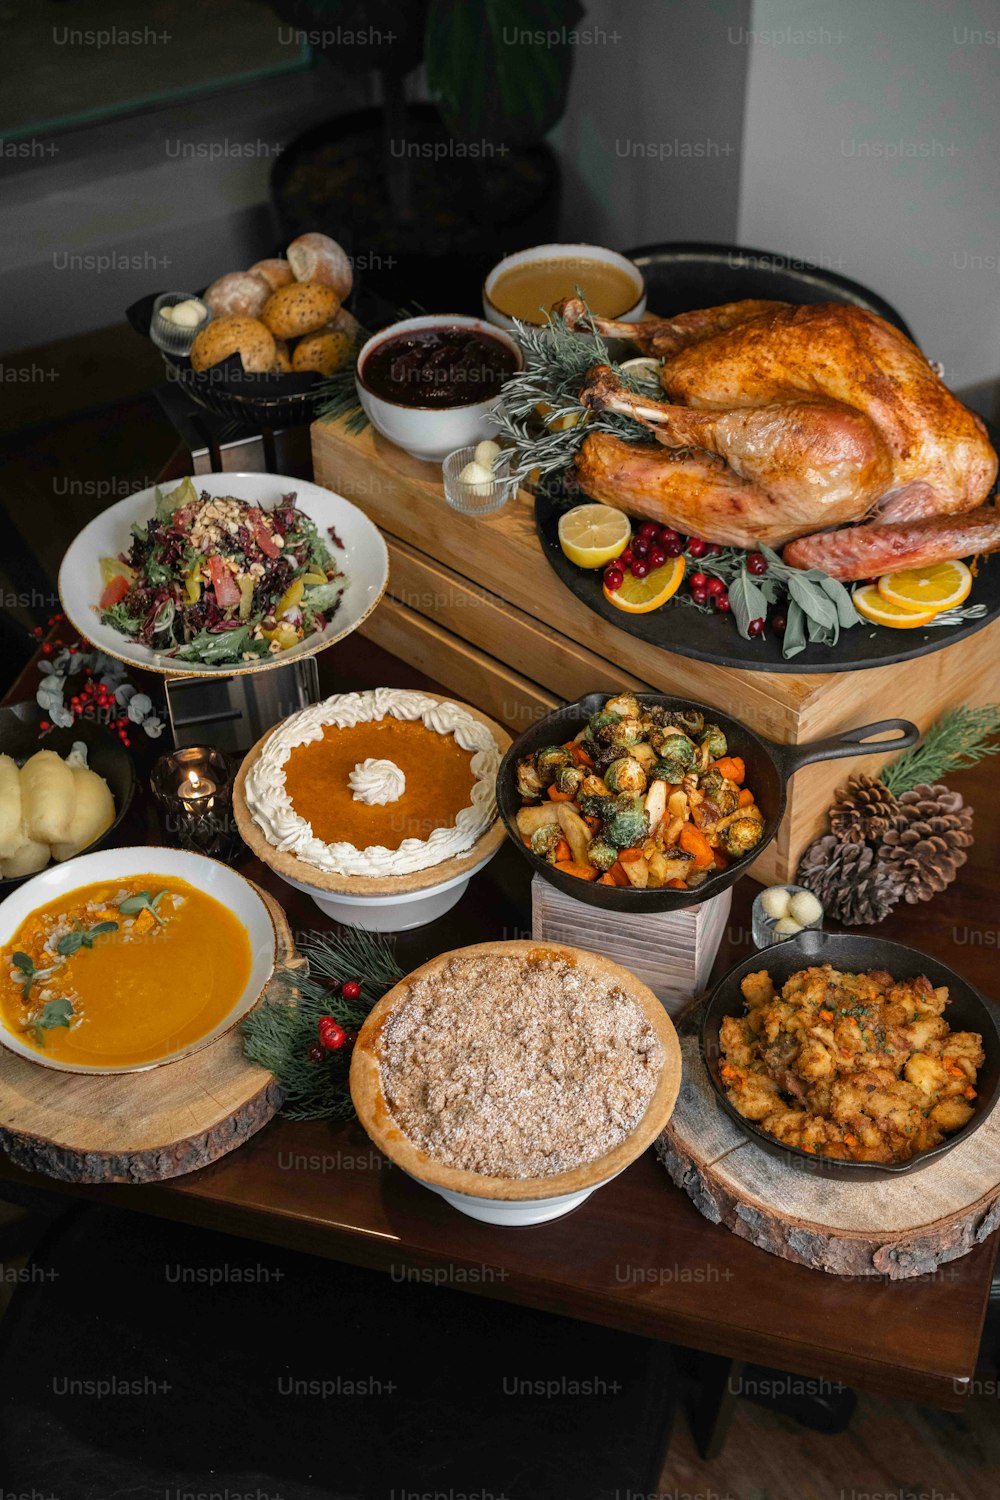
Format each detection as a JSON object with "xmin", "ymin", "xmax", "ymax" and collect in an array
[{"xmin": 881, "ymin": 705, "xmax": 1000, "ymax": 795}]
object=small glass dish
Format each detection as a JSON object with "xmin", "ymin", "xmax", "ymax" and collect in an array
[
  {"xmin": 751, "ymin": 884, "xmax": 824, "ymax": 948},
  {"xmin": 442, "ymin": 446, "xmax": 516, "ymax": 515},
  {"xmin": 150, "ymin": 293, "xmax": 212, "ymax": 356}
]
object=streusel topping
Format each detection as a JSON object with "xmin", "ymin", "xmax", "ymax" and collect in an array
[{"xmin": 376, "ymin": 952, "xmax": 665, "ymax": 1178}]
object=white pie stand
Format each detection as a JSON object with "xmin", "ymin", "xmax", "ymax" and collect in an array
[{"xmin": 268, "ymin": 845, "xmax": 501, "ymax": 932}]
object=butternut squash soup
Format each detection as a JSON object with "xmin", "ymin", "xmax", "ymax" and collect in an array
[
  {"xmin": 283, "ymin": 718, "xmax": 476, "ymax": 850},
  {"xmin": 487, "ymin": 256, "xmax": 641, "ymax": 324},
  {"xmin": 0, "ymin": 876, "xmax": 253, "ymax": 1068}
]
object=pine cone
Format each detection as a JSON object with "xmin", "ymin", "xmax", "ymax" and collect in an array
[
  {"xmin": 797, "ymin": 834, "xmax": 901, "ymax": 926},
  {"xmin": 879, "ymin": 782, "xmax": 974, "ymax": 903},
  {"xmin": 829, "ymin": 773, "xmax": 900, "ymax": 844}
]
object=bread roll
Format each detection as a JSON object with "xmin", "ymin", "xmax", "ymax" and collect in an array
[
  {"xmin": 21, "ymin": 750, "xmax": 75, "ymax": 843},
  {"xmin": 0, "ymin": 754, "xmax": 22, "ymax": 859},
  {"xmin": 250, "ymin": 258, "xmax": 294, "ymax": 292},
  {"xmin": 271, "ymin": 338, "xmax": 293, "ymax": 373},
  {"xmin": 327, "ymin": 305, "xmax": 362, "ymax": 341},
  {"xmin": 190, "ymin": 317, "xmax": 276, "ymax": 374},
  {"xmin": 2, "ymin": 828, "xmax": 50, "ymax": 879},
  {"xmin": 203, "ymin": 270, "xmax": 270, "ymax": 319},
  {"xmin": 292, "ymin": 330, "xmax": 353, "ymax": 375},
  {"xmin": 50, "ymin": 767, "xmax": 116, "ymax": 862},
  {"xmin": 286, "ymin": 233, "xmax": 353, "ymax": 300},
  {"xmin": 261, "ymin": 282, "xmax": 339, "ymax": 339}
]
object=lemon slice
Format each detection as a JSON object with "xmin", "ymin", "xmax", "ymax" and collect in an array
[
  {"xmin": 558, "ymin": 504, "xmax": 632, "ymax": 568},
  {"xmin": 604, "ymin": 556, "xmax": 686, "ymax": 613},
  {"xmin": 876, "ymin": 559, "xmax": 972, "ymax": 614},
  {"xmin": 853, "ymin": 584, "xmax": 937, "ymax": 629}
]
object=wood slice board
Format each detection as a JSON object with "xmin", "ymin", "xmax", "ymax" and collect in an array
[
  {"xmin": 0, "ymin": 888, "xmax": 298, "ymax": 1185},
  {"xmin": 657, "ymin": 1000, "xmax": 1000, "ymax": 1279}
]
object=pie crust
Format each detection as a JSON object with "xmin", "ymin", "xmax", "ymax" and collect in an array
[{"xmin": 350, "ymin": 940, "xmax": 682, "ymax": 1200}]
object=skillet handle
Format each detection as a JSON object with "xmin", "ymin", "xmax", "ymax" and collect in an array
[{"xmin": 772, "ymin": 718, "xmax": 920, "ymax": 780}]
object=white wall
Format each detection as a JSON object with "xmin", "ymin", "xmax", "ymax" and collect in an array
[
  {"xmin": 553, "ymin": 0, "xmax": 751, "ymax": 251},
  {"xmin": 737, "ymin": 0, "xmax": 1000, "ymax": 387}
]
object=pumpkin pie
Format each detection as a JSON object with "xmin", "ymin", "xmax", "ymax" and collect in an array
[
  {"xmin": 351, "ymin": 941, "xmax": 682, "ymax": 1200},
  {"xmin": 241, "ymin": 688, "xmax": 502, "ymax": 879}
]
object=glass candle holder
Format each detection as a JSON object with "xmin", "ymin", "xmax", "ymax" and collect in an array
[
  {"xmin": 442, "ymin": 445, "xmax": 516, "ymax": 515},
  {"xmin": 151, "ymin": 746, "xmax": 238, "ymax": 857},
  {"xmin": 751, "ymin": 884, "xmax": 824, "ymax": 949}
]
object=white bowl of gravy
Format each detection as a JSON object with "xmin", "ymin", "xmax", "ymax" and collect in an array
[{"xmin": 482, "ymin": 243, "xmax": 646, "ymax": 332}]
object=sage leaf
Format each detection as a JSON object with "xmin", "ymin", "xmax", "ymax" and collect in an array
[
  {"xmin": 728, "ymin": 568, "xmax": 769, "ymax": 639},
  {"xmin": 818, "ymin": 575, "xmax": 861, "ymax": 629},
  {"xmin": 787, "ymin": 574, "xmax": 840, "ymax": 632},
  {"xmin": 780, "ymin": 600, "xmax": 809, "ymax": 659},
  {"xmin": 28, "ymin": 997, "xmax": 75, "ymax": 1047}
]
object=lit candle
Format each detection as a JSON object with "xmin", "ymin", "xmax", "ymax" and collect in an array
[{"xmin": 179, "ymin": 769, "xmax": 217, "ymax": 805}]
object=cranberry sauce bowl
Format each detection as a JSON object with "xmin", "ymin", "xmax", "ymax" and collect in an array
[{"xmin": 355, "ymin": 314, "xmax": 522, "ymax": 463}]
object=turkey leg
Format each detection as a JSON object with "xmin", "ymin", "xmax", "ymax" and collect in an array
[{"xmin": 555, "ymin": 296, "xmax": 786, "ymax": 359}]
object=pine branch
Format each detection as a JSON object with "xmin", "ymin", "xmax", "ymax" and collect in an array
[{"xmin": 880, "ymin": 705, "xmax": 1000, "ymax": 795}]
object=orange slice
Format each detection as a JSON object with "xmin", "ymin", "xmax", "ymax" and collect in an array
[
  {"xmin": 604, "ymin": 557, "xmax": 686, "ymax": 613},
  {"xmin": 853, "ymin": 585, "xmax": 937, "ymax": 629},
  {"xmin": 876, "ymin": 559, "xmax": 972, "ymax": 614}
]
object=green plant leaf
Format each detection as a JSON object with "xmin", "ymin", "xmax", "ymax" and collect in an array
[
  {"xmin": 11, "ymin": 951, "xmax": 62, "ymax": 1001},
  {"xmin": 57, "ymin": 919, "xmax": 119, "ymax": 957},
  {"xmin": 118, "ymin": 891, "xmax": 169, "ymax": 925},
  {"xmin": 728, "ymin": 568, "xmax": 769, "ymax": 639},
  {"xmin": 780, "ymin": 600, "xmax": 809, "ymax": 660},
  {"xmin": 28, "ymin": 997, "xmax": 75, "ymax": 1047}
]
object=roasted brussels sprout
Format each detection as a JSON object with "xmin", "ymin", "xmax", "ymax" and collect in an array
[
  {"xmin": 587, "ymin": 709, "xmax": 622, "ymax": 739},
  {"xmin": 603, "ymin": 692, "xmax": 641, "ymax": 720},
  {"xmin": 516, "ymin": 755, "xmax": 544, "ymax": 800},
  {"xmin": 554, "ymin": 763, "xmax": 585, "ymax": 796},
  {"xmin": 604, "ymin": 756, "xmax": 647, "ymax": 794},
  {"xmin": 587, "ymin": 837, "xmax": 619, "ymax": 872},
  {"xmin": 603, "ymin": 795, "xmax": 650, "ymax": 849},
  {"xmin": 639, "ymin": 704, "xmax": 668, "ymax": 732},
  {"xmin": 650, "ymin": 729, "xmax": 695, "ymax": 766},
  {"xmin": 579, "ymin": 791, "xmax": 615, "ymax": 820},
  {"xmin": 669, "ymin": 708, "xmax": 704, "ymax": 735},
  {"xmin": 596, "ymin": 715, "xmax": 645, "ymax": 751},
  {"xmin": 530, "ymin": 824, "xmax": 563, "ymax": 861},
  {"xmin": 536, "ymin": 745, "xmax": 573, "ymax": 785},
  {"xmin": 699, "ymin": 723, "xmax": 728, "ymax": 761},
  {"xmin": 580, "ymin": 773, "xmax": 610, "ymax": 799},
  {"xmin": 721, "ymin": 811, "xmax": 765, "ymax": 858},
  {"xmin": 649, "ymin": 756, "xmax": 688, "ymax": 785}
]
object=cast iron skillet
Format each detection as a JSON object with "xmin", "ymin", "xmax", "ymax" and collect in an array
[
  {"xmin": 497, "ymin": 692, "xmax": 918, "ymax": 913},
  {"xmin": 0, "ymin": 701, "xmax": 137, "ymax": 892},
  {"xmin": 701, "ymin": 928, "xmax": 1000, "ymax": 1180}
]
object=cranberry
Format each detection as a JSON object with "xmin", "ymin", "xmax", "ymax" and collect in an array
[
  {"xmin": 341, "ymin": 980, "xmax": 362, "ymax": 1001},
  {"xmin": 631, "ymin": 558, "xmax": 650, "ymax": 579},
  {"xmin": 687, "ymin": 538, "xmax": 707, "ymax": 559},
  {"xmin": 32, "ymin": 625, "xmax": 42, "ymax": 638},
  {"xmin": 772, "ymin": 614, "xmax": 787, "ymax": 635},
  {"xmin": 619, "ymin": 547, "xmax": 634, "ymax": 568},
  {"xmin": 747, "ymin": 552, "xmax": 768, "ymax": 576},
  {"xmin": 706, "ymin": 577, "xmax": 726, "ymax": 597},
  {"xmin": 637, "ymin": 520, "xmax": 658, "ymax": 539},
  {"xmin": 647, "ymin": 546, "xmax": 667, "ymax": 569},
  {"xmin": 689, "ymin": 572, "xmax": 708, "ymax": 590},
  {"xmin": 39, "ymin": 719, "xmax": 50, "ymax": 731},
  {"xmin": 308, "ymin": 1045, "xmax": 325, "ymax": 1063},
  {"xmin": 691, "ymin": 586, "xmax": 709, "ymax": 605},
  {"xmin": 604, "ymin": 568, "xmax": 624, "ymax": 592},
  {"xmin": 658, "ymin": 527, "xmax": 680, "ymax": 545},
  {"xmin": 631, "ymin": 537, "xmax": 649, "ymax": 560},
  {"xmin": 663, "ymin": 539, "xmax": 684, "ymax": 558},
  {"xmin": 703, "ymin": 542, "xmax": 722, "ymax": 556},
  {"xmin": 714, "ymin": 593, "xmax": 731, "ymax": 613},
  {"xmin": 41, "ymin": 643, "xmax": 53, "ymax": 656},
  {"xmin": 747, "ymin": 617, "xmax": 765, "ymax": 637}
]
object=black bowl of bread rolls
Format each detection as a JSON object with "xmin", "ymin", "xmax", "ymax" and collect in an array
[
  {"xmin": 0, "ymin": 702, "xmax": 137, "ymax": 890},
  {"xmin": 127, "ymin": 232, "xmax": 362, "ymax": 427}
]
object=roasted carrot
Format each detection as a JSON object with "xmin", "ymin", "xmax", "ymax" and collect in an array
[
  {"xmin": 554, "ymin": 859, "xmax": 598, "ymax": 881},
  {"xmin": 618, "ymin": 847, "xmax": 645, "ymax": 865},
  {"xmin": 569, "ymin": 743, "xmax": 594, "ymax": 768},
  {"xmin": 738, "ymin": 788, "xmax": 755, "ymax": 808},
  {"xmin": 679, "ymin": 823, "xmax": 715, "ymax": 870},
  {"xmin": 712, "ymin": 847, "xmax": 729, "ymax": 870},
  {"xmin": 712, "ymin": 756, "xmax": 745, "ymax": 784},
  {"xmin": 607, "ymin": 860, "xmax": 632, "ymax": 887},
  {"xmin": 665, "ymin": 878, "xmax": 687, "ymax": 888},
  {"xmin": 597, "ymin": 873, "xmax": 616, "ymax": 886},
  {"xmin": 547, "ymin": 785, "xmax": 575, "ymax": 802},
  {"xmin": 965, "ymin": 1085, "xmax": 977, "ymax": 1099},
  {"xmin": 819, "ymin": 1009, "xmax": 834, "ymax": 1021},
  {"xmin": 583, "ymin": 814, "xmax": 602, "ymax": 834},
  {"xmin": 553, "ymin": 837, "xmax": 572, "ymax": 863}
]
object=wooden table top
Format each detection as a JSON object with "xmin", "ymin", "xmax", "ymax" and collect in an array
[{"xmin": 0, "ymin": 631, "xmax": 997, "ymax": 1409}]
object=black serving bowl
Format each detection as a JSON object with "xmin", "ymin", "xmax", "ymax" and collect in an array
[
  {"xmin": 497, "ymin": 693, "xmax": 918, "ymax": 913},
  {"xmin": 701, "ymin": 928, "xmax": 1000, "ymax": 1180},
  {"xmin": 0, "ymin": 702, "xmax": 137, "ymax": 892}
]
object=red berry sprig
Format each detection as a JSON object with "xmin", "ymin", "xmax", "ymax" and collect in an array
[{"xmin": 318, "ymin": 1017, "xmax": 347, "ymax": 1051}]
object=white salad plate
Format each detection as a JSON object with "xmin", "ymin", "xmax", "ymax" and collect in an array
[
  {"xmin": 0, "ymin": 846, "xmax": 277, "ymax": 1074},
  {"xmin": 58, "ymin": 473, "xmax": 389, "ymax": 677}
]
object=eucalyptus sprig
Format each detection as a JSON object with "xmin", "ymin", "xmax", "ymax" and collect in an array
[{"xmin": 881, "ymin": 705, "xmax": 1000, "ymax": 795}]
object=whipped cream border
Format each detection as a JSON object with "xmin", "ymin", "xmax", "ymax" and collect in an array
[{"xmin": 245, "ymin": 688, "xmax": 500, "ymax": 877}]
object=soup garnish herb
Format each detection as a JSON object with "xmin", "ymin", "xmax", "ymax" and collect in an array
[{"xmin": 27, "ymin": 997, "xmax": 75, "ymax": 1047}]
